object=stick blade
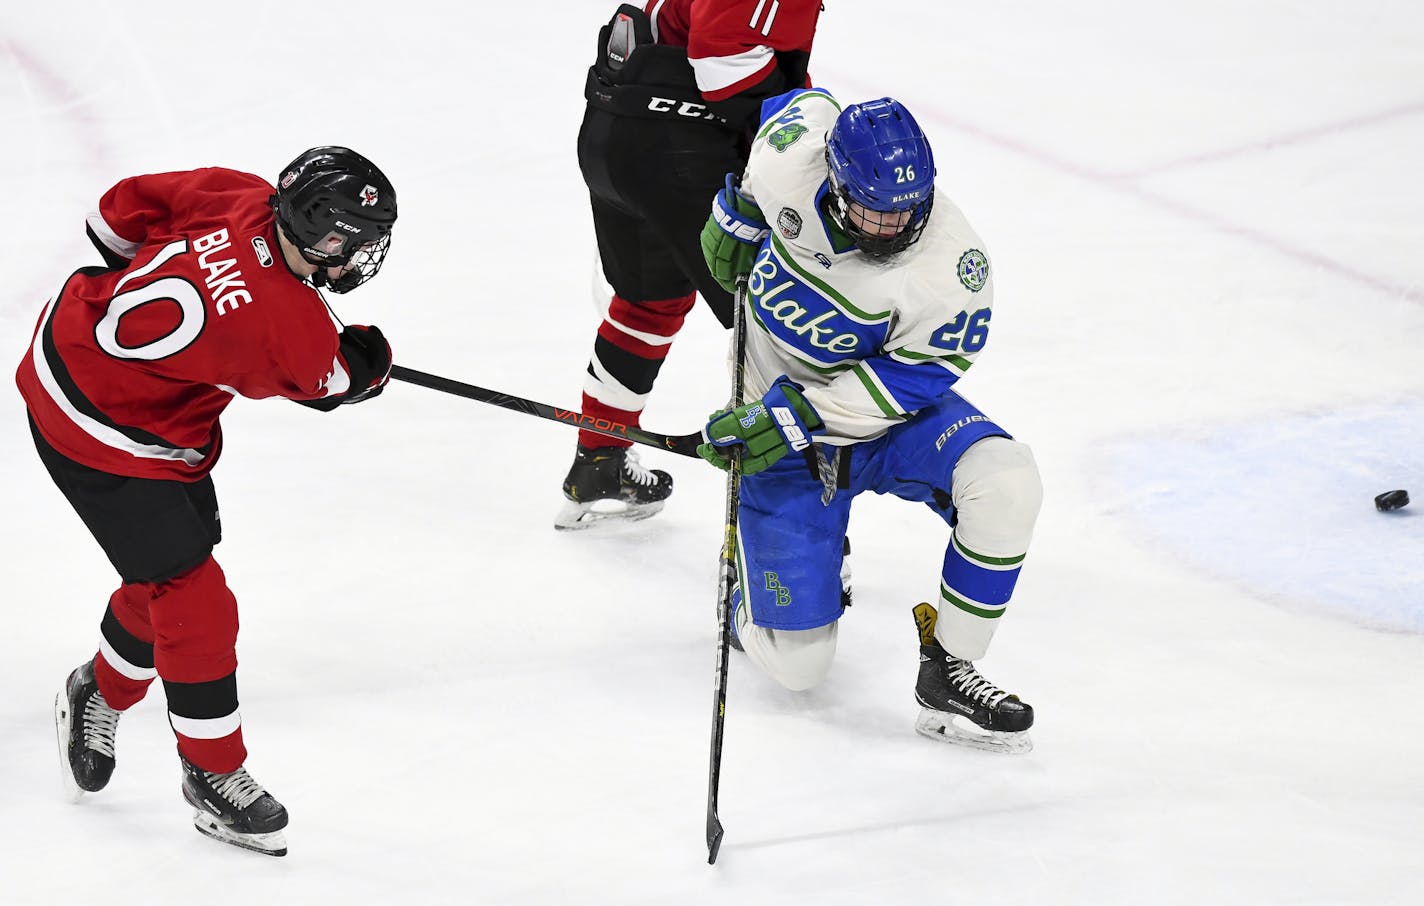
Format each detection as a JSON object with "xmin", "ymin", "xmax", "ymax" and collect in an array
[{"xmin": 706, "ymin": 813, "xmax": 724, "ymax": 864}]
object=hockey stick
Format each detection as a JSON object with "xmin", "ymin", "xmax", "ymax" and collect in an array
[
  {"xmin": 706, "ymin": 279, "xmax": 748, "ymax": 865},
  {"xmin": 388, "ymin": 365, "xmax": 703, "ymax": 458}
]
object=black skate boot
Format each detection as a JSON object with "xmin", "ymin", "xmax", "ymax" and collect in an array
[
  {"xmin": 911, "ymin": 603, "xmax": 1033, "ymax": 754},
  {"xmin": 181, "ymin": 755, "xmax": 289, "ymax": 856},
  {"xmin": 54, "ymin": 658, "xmax": 121, "ymax": 800},
  {"xmin": 555, "ymin": 444, "xmax": 673, "ymax": 530}
]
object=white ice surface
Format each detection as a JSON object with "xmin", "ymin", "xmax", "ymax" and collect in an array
[{"xmin": 2, "ymin": 3, "xmax": 1422, "ymax": 904}]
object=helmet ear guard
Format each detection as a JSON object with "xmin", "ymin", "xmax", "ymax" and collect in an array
[
  {"xmin": 271, "ymin": 146, "xmax": 397, "ymax": 293},
  {"xmin": 824, "ymin": 98, "xmax": 935, "ymax": 258}
]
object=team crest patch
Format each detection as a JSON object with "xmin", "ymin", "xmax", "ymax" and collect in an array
[
  {"xmin": 360, "ymin": 184, "xmax": 379, "ymax": 206},
  {"xmin": 768, "ymin": 123, "xmax": 808, "ymax": 153},
  {"xmin": 958, "ymin": 249, "xmax": 989, "ymax": 292},
  {"xmin": 777, "ymin": 207, "xmax": 802, "ymax": 239}
]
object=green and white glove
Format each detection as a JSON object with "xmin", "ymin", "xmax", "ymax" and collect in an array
[
  {"xmin": 698, "ymin": 376, "xmax": 825, "ymax": 475},
  {"xmin": 700, "ymin": 173, "xmax": 768, "ymax": 294}
]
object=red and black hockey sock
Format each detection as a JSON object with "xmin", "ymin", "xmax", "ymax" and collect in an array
[
  {"xmin": 579, "ymin": 292, "xmax": 696, "ymax": 450},
  {"xmin": 93, "ymin": 583, "xmax": 157, "ymax": 710},
  {"xmin": 148, "ymin": 556, "xmax": 246, "ymax": 773}
]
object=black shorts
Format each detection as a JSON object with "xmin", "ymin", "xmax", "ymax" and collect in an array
[
  {"xmin": 577, "ymin": 106, "xmax": 741, "ymax": 327},
  {"xmin": 29, "ymin": 417, "xmax": 221, "ymax": 585}
]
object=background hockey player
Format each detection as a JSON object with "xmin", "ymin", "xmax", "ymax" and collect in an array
[
  {"xmin": 18, "ymin": 147, "xmax": 399, "ymax": 855},
  {"xmin": 556, "ymin": 0, "xmax": 822, "ymax": 530},
  {"xmin": 698, "ymin": 90, "xmax": 1044, "ymax": 753}
]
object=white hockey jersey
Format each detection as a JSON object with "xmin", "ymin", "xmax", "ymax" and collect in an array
[{"xmin": 736, "ymin": 89, "xmax": 995, "ymax": 445}]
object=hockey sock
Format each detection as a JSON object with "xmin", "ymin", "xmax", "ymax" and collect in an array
[
  {"xmin": 148, "ymin": 556, "xmax": 246, "ymax": 773},
  {"xmin": 579, "ymin": 292, "xmax": 696, "ymax": 449},
  {"xmin": 93, "ymin": 583, "xmax": 157, "ymax": 710}
]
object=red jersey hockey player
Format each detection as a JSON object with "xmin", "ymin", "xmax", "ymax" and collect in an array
[
  {"xmin": 557, "ymin": 0, "xmax": 823, "ymax": 529},
  {"xmin": 17, "ymin": 146, "xmax": 398, "ymax": 856}
]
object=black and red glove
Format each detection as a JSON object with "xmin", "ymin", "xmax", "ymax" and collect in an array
[{"xmin": 338, "ymin": 324, "xmax": 392, "ymax": 405}]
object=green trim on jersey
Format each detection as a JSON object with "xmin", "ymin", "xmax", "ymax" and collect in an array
[
  {"xmin": 770, "ymin": 232, "xmax": 891, "ymax": 322},
  {"xmin": 747, "ymin": 303, "xmax": 859, "ymax": 376},
  {"xmin": 852, "ymin": 363, "xmax": 909, "ymax": 418},
  {"xmin": 755, "ymin": 90, "xmax": 842, "ymax": 142},
  {"xmin": 888, "ymin": 347, "xmax": 974, "ymax": 373}
]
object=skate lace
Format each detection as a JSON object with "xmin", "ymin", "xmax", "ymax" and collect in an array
[
  {"xmin": 81, "ymin": 691, "xmax": 120, "ymax": 758},
  {"xmin": 944, "ymin": 658, "xmax": 1011, "ymax": 708},
  {"xmin": 621, "ymin": 450, "xmax": 659, "ymax": 487},
  {"xmin": 207, "ymin": 767, "xmax": 268, "ymax": 810}
]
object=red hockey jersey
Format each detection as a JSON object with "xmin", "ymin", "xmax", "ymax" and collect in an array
[
  {"xmin": 16, "ymin": 167, "xmax": 353, "ymax": 482},
  {"xmin": 645, "ymin": 0, "xmax": 820, "ymax": 100}
]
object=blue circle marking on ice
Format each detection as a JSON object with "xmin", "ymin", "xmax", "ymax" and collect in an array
[{"xmin": 1106, "ymin": 402, "xmax": 1423, "ymax": 633}]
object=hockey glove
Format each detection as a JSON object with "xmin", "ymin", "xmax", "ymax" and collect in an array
[
  {"xmin": 700, "ymin": 173, "xmax": 769, "ymax": 294},
  {"xmin": 698, "ymin": 376, "xmax": 824, "ymax": 475},
  {"xmin": 338, "ymin": 324, "xmax": 392, "ymax": 405}
]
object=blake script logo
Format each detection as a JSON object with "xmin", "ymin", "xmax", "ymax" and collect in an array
[{"xmin": 748, "ymin": 250, "xmax": 859, "ymax": 355}]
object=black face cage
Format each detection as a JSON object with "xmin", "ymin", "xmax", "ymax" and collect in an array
[
  {"xmin": 825, "ymin": 186, "xmax": 934, "ymax": 259},
  {"xmin": 313, "ymin": 233, "xmax": 392, "ymax": 294}
]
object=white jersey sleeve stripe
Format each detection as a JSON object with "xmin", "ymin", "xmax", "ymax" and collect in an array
[
  {"xmin": 690, "ymin": 45, "xmax": 774, "ymax": 95},
  {"xmin": 647, "ymin": 0, "xmax": 667, "ymax": 43},
  {"xmin": 86, "ymin": 211, "xmax": 141, "ymax": 260}
]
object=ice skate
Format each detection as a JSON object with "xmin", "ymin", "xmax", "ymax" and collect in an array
[
  {"xmin": 555, "ymin": 445, "xmax": 672, "ymax": 530},
  {"xmin": 181, "ymin": 755, "xmax": 289, "ymax": 857},
  {"xmin": 54, "ymin": 658, "xmax": 121, "ymax": 801},
  {"xmin": 912, "ymin": 603, "xmax": 1033, "ymax": 754}
]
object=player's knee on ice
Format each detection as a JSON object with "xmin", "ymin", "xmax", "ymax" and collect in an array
[
  {"xmin": 951, "ymin": 437, "xmax": 1043, "ymax": 554},
  {"xmin": 738, "ymin": 620, "xmax": 839, "ymax": 692}
]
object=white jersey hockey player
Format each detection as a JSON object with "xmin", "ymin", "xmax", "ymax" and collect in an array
[{"xmin": 697, "ymin": 88, "xmax": 1044, "ymax": 752}]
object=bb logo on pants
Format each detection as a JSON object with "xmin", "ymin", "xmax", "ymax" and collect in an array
[{"xmin": 764, "ymin": 571, "xmax": 792, "ymax": 606}]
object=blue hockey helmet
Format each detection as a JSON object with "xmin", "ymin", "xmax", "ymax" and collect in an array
[{"xmin": 825, "ymin": 98, "xmax": 935, "ymax": 257}]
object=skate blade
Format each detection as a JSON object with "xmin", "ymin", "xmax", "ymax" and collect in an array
[
  {"xmin": 53, "ymin": 692, "xmax": 83, "ymax": 803},
  {"xmin": 914, "ymin": 708, "xmax": 1033, "ymax": 754},
  {"xmin": 553, "ymin": 498, "xmax": 665, "ymax": 531},
  {"xmin": 191, "ymin": 810, "xmax": 288, "ymax": 857}
]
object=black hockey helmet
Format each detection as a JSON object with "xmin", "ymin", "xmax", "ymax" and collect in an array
[{"xmin": 271, "ymin": 146, "xmax": 397, "ymax": 293}]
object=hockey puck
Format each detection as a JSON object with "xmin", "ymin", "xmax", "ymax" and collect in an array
[{"xmin": 1374, "ymin": 490, "xmax": 1410, "ymax": 511}]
